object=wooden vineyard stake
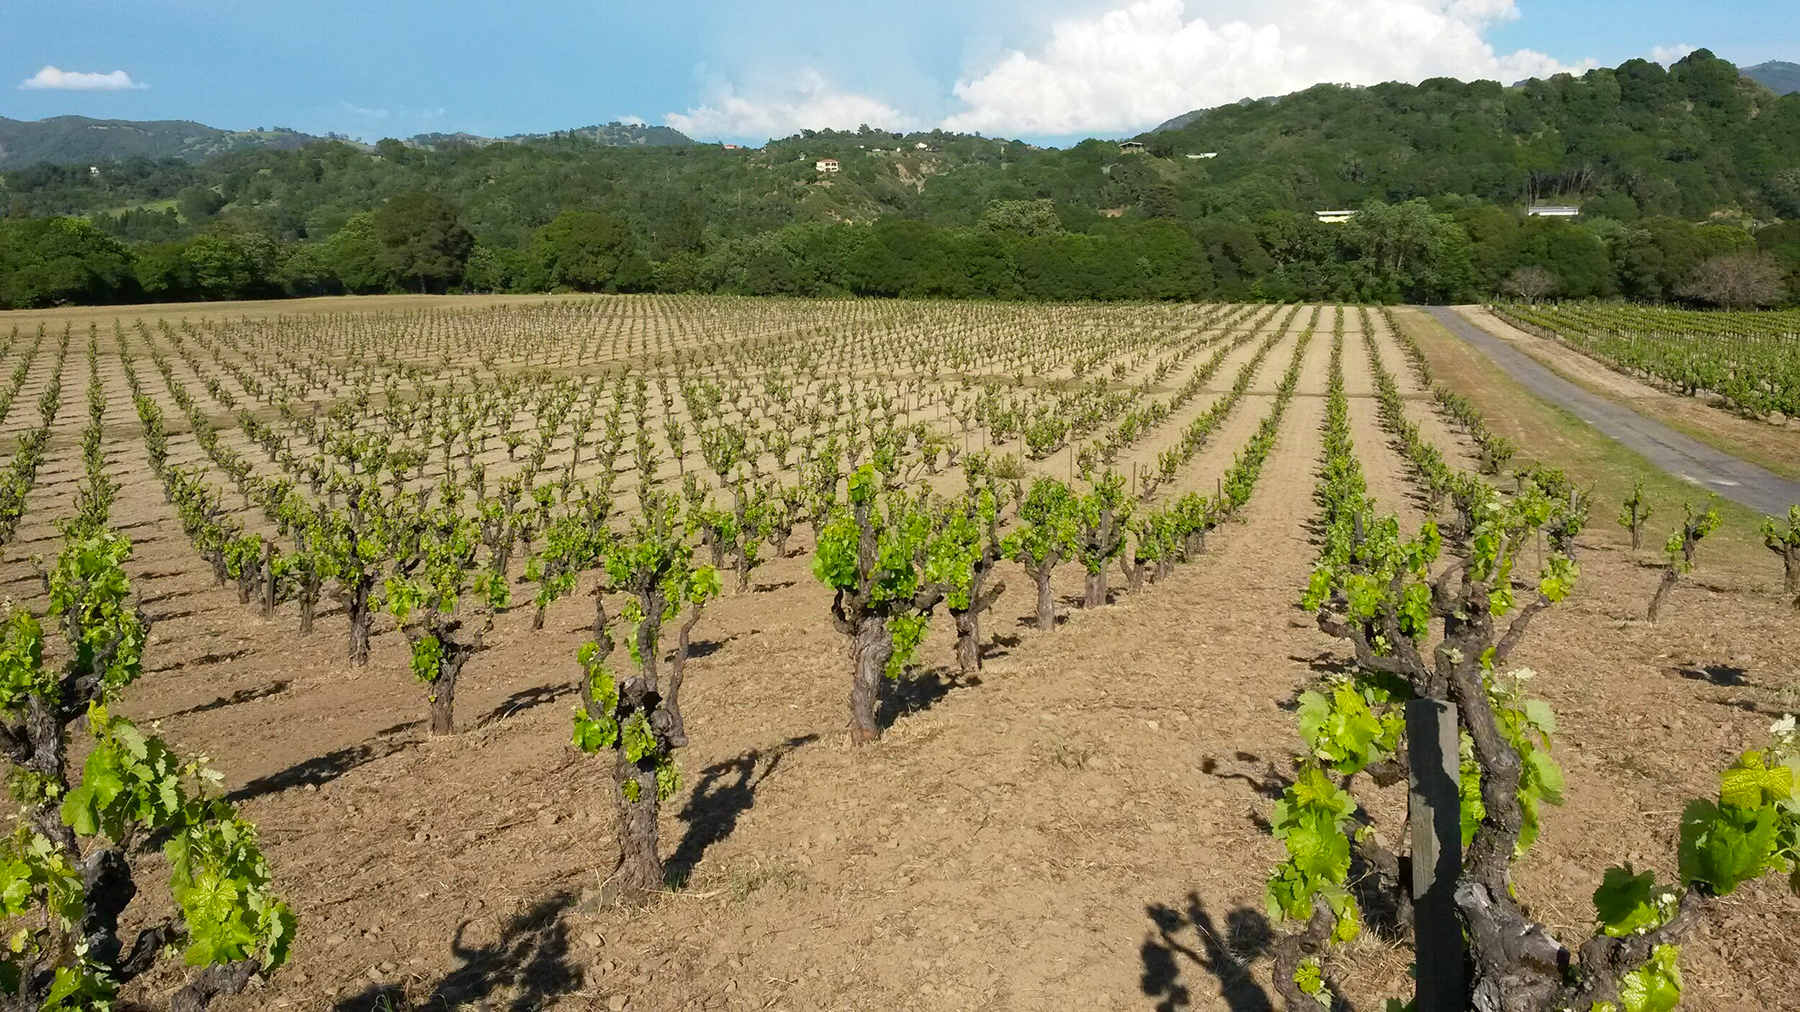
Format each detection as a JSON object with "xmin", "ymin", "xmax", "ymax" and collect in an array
[{"xmin": 1407, "ymin": 697, "xmax": 1465, "ymax": 1012}]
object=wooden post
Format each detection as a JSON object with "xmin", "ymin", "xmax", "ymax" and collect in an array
[{"xmin": 1407, "ymin": 697, "xmax": 1464, "ymax": 1012}]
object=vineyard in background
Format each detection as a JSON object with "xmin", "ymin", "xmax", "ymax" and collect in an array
[
  {"xmin": 0, "ymin": 295, "xmax": 1793, "ymax": 1011},
  {"xmin": 1494, "ymin": 302, "xmax": 1800, "ymax": 420}
]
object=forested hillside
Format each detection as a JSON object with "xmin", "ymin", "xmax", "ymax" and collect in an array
[
  {"xmin": 1142, "ymin": 53, "xmax": 1800, "ymax": 219},
  {"xmin": 0, "ymin": 116, "xmax": 323, "ymax": 170},
  {"xmin": 3, "ymin": 50, "xmax": 1799, "ymax": 309}
]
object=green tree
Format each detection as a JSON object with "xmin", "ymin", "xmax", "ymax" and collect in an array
[
  {"xmin": 372, "ymin": 192, "xmax": 473, "ymax": 293},
  {"xmin": 1346, "ymin": 199, "xmax": 1474, "ymax": 303},
  {"xmin": 324, "ymin": 212, "xmax": 398, "ymax": 293},
  {"xmin": 534, "ymin": 210, "xmax": 640, "ymax": 291},
  {"xmin": 0, "ymin": 217, "xmax": 132, "ymax": 308},
  {"xmin": 181, "ymin": 229, "xmax": 279, "ymax": 300},
  {"xmin": 976, "ymin": 199, "xmax": 1063, "ymax": 237},
  {"xmin": 177, "ymin": 185, "xmax": 227, "ymax": 222}
]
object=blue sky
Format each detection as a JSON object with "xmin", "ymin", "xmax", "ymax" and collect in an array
[{"xmin": 6, "ymin": 1, "xmax": 1795, "ymax": 146}]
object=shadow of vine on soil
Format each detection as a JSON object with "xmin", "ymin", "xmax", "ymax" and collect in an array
[
  {"xmin": 332, "ymin": 890, "xmax": 580, "ymax": 1012},
  {"xmin": 1140, "ymin": 892, "xmax": 1275, "ymax": 1012},
  {"xmin": 666, "ymin": 734, "xmax": 818, "ymax": 887}
]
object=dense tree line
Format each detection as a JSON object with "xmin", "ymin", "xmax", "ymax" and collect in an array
[
  {"xmin": 5, "ymin": 193, "xmax": 1797, "ymax": 309},
  {"xmin": 2, "ymin": 50, "xmax": 1798, "ymax": 309}
]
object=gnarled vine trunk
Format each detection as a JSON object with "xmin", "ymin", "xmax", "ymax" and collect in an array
[
  {"xmin": 1647, "ymin": 567, "xmax": 1679, "ymax": 623},
  {"xmin": 260, "ymin": 543, "xmax": 276, "ymax": 619},
  {"xmin": 951, "ymin": 566, "xmax": 1002, "ymax": 675},
  {"xmin": 847, "ymin": 617, "xmax": 891, "ymax": 744},
  {"xmin": 1030, "ymin": 559, "xmax": 1056, "ymax": 630},
  {"xmin": 609, "ymin": 748, "xmax": 663, "ymax": 899},
  {"xmin": 347, "ymin": 579, "xmax": 372, "ymax": 666},
  {"xmin": 1083, "ymin": 566, "xmax": 1108, "ymax": 608},
  {"xmin": 428, "ymin": 670, "xmax": 458, "ymax": 736},
  {"xmin": 664, "ymin": 603, "xmax": 704, "ymax": 747}
]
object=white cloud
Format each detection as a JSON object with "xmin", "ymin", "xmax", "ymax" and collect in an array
[
  {"xmin": 942, "ymin": 0, "xmax": 1594, "ymax": 135},
  {"xmin": 1651, "ymin": 44, "xmax": 1697, "ymax": 66},
  {"xmin": 617, "ymin": 114, "xmax": 647, "ymax": 127},
  {"xmin": 667, "ymin": 69, "xmax": 920, "ymax": 140},
  {"xmin": 18, "ymin": 66, "xmax": 146, "ymax": 91}
]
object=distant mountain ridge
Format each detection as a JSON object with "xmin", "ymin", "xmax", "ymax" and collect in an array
[
  {"xmin": 1744, "ymin": 60, "xmax": 1800, "ymax": 95},
  {"xmin": 405, "ymin": 121, "xmax": 693, "ymax": 150},
  {"xmin": 0, "ymin": 115, "xmax": 322, "ymax": 169},
  {"xmin": 0, "ymin": 115, "xmax": 693, "ymax": 169}
]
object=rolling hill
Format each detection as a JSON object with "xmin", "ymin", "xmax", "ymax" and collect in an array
[
  {"xmin": 0, "ymin": 116, "xmax": 324, "ymax": 169},
  {"xmin": 1132, "ymin": 50, "xmax": 1799, "ymax": 219},
  {"xmin": 1744, "ymin": 60, "xmax": 1800, "ymax": 95},
  {"xmin": 0, "ymin": 115, "xmax": 692, "ymax": 170}
]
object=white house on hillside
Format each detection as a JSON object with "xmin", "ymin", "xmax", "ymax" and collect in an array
[
  {"xmin": 1315, "ymin": 209, "xmax": 1359, "ymax": 224},
  {"xmin": 1186, "ymin": 152, "xmax": 1218, "ymax": 159},
  {"xmin": 1526, "ymin": 205, "xmax": 1581, "ymax": 218},
  {"xmin": 815, "ymin": 158, "xmax": 840, "ymax": 173}
]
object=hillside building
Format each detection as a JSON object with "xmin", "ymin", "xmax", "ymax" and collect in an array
[
  {"xmin": 1526, "ymin": 205, "xmax": 1581, "ymax": 217},
  {"xmin": 1315, "ymin": 209, "xmax": 1358, "ymax": 224},
  {"xmin": 1119, "ymin": 140, "xmax": 1146, "ymax": 154},
  {"xmin": 815, "ymin": 158, "xmax": 840, "ymax": 173}
]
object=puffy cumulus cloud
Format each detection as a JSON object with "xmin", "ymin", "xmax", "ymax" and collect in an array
[
  {"xmin": 942, "ymin": 0, "xmax": 1592, "ymax": 135},
  {"xmin": 19, "ymin": 66, "xmax": 147, "ymax": 91},
  {"xmin": 667, "ymin": 69, "xmax": 920, "ymax": 141},
  {"xmin": 617, "ymin": 115, "xmax": 647, "ymax": 126},
  {"xmin": 1651, "ymin": 44, "xmax": 1698, "ymax": 66}
]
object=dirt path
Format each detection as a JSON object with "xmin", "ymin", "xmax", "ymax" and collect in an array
[
  {"xmin": 1425, "ymin": 307, "xmax": 1800, "ymax": 515},
  {"xmin": 1339, "ymin": 320, "xmax": 1426, "ymax": 528}
]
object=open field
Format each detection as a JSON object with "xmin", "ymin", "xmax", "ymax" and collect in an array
[{"xmin": 0, "ymin": 295, "xmax": 1796, "ymax": 1012}]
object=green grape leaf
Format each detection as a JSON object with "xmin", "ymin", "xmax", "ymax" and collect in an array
[
  {"xmin": 1593, "ymin": 865, "xmax": 1670, "ymax": 937},
  {"xmin": 1679, "ymin": 799, "xmax": 1779, "ymax": 895},
  {"xmin": 1618, "ymin": 944, "xmax": 1682, "ymax": 1012},
  {"xmin": 1719, "ymin": 753, "xmax": 1793, "ymax": 810}
]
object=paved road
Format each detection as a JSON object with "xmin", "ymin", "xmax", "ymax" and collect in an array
[{"xmin": 1423, "ymin": 306, "xmax": 1800, "ymax": 516}]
